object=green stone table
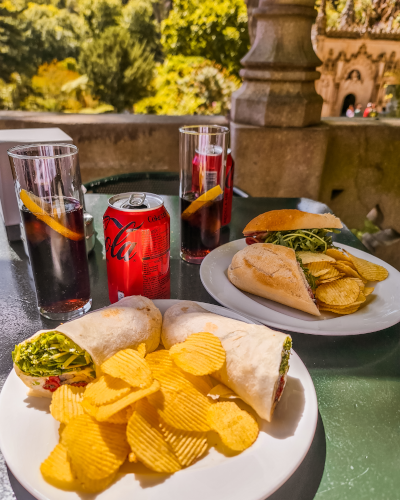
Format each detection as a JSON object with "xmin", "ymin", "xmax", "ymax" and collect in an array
[{"xmin": 0, "ymin": 194, "xmax": 398, "ymax": 500}]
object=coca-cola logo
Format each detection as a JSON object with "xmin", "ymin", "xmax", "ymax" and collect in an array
[{"xmin": 104, "ymin": 216, "xmax": 143, "ymax": 261}]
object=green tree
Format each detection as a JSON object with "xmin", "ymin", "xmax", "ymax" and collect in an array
[
  {"xmin": 161, "ymin": 0, "xmax": 249, "ymax": 76},
  {"xmin": 78, "ymin": 0, "xmax": 121, "ymax": 37},
  {"xmin": 135, "ymin": 55, "xmax": 240, "ymax": 115},
  {"xmin": 79, "ymin": 26, "xmax": 155, "ymax": 111}
]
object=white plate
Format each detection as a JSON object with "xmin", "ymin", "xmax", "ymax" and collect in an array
[
  {"xmin": 0, "ymin": 300, "xmax": 317, "ymax": 500},
  {"xmin": 200, "ymin": 240, "xmax": 400, "ymax": 335}
]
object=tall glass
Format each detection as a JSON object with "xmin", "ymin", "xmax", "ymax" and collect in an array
[
  {"xmin": 179, "ymin": 125, "xmax": 229, "ymax": 264},
  {"xmin": 8, "ymin": 143, "xmax": 91, "ymax": 320}
]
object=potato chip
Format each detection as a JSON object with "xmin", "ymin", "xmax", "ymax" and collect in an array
[
  {"xmin": 63, "ymin": 414, "xmax": 129, "ymax": 480},
  {"xmin": 76, "ymin": 471, "xmax": 117, "ymax": 493},
  {"xmin": 137, "ymin": 343, "xmax": 147, "ymax": 358},
  {"xmin": 208, "ymin": 383, "xmax": 240, "ymax": 401},
  {"xmin": 316, "ymin": 275, "xmax": 343, "ymax": 285},
  {"xmin": 148, "ymin": 383, "xmax": 211, "ymax": 432},
  {"xmin": 333, "ymin": 261, "xmax": 363, "ymax": 280},
  {"xmin": 58, "ymin": 423, "xmax": 66, "ymax": 439},
  {"xmin": 319, "ymin": 305, "xmax": 360, "ymax": 315},
  {"xmin": 326, "ymin": 248, "xmax": 352, "ymax": 262},
  {"xmin": 306, "ymin": 261, "xmax": 333, "ymax": 277},
  {"xmin": 145, "ymin": 349, "xmax": 174, "ymax": 376},
  {"xmin": 182, "ymin": 373, "xmax": 214, "ymax": 396},
  {"xmin": 50, "ymin": 385, "xmax": 85, "ymax": 424},
  {"xmin": 318, "ymin": 266, "xmax": 341, "ymax": 280},
  {"xmin": 169, "ymin": 332, "xmax": 226, "ymax": 376},
  {"xmin": 126, "ymin": 398, "xmax": 181, "ymax": 473},
  {"xmin": 336, "ymin": 259, "xmax": 357, "ymax": 271},
  {"xmin": 364, "ymin": 286, "xmax": 374, "ymax": 296},
  {"xmin": 84, "ymin": 374, "xmax": 132, "ymax": 406},
  {"xmin": 159, "ymin": 420, "xmax": 208, "ymax": 466},
  {"xmin": 40, "ymin": 443, "xmax": 78, "ymax": 490},
  {"xmin": 296, "ymin": 251, "xmax": 336, "ymax": 264},
  {"xmin": 101, "ymin": 349, "xmax": 153, "ymax": 388},
  {"xmin": 207, "ymin": 402, "xmax": 259, "ymax": 452},
  {"xmin": 96, "ymin": 380, "xmax": 160, "ymax": 422},
  {"xmin": 349, "ymin": 254, "xmax": 389, "ymax": 282},
  {"xmin": 81, "ymin": 398, "xmax": 99, "ymax": 419},
  {"xmin": 316, "ymin": 278, "xmax": 360, "ymax": 306},
  {"xmin": 346, "ymin": 277, "xmax": 366, "ymax": 290},
  {"xmin": 128, "ymin": 451, "xmax": 138, "ymax": 463}
]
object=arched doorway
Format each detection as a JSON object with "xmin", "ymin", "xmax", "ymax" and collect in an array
[{"xmin": 341, "ymin": 94, "xmax": 356, "ymax": 116}]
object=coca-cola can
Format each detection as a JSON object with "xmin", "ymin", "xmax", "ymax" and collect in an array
[
  {"xmin": 103, "ymin": 192, "xmax": 170, "ymax": 303},
  {"xmin": 222, "ymin": 149, "xmax": 234, "ymax": 226},
  {"xmin": 191, "ymin": 145, "xmax": 223, "ymax": 194}
]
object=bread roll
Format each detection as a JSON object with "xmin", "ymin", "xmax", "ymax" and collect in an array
[{"xmin": 228, "ymin": 243, "xmax": 320, "ymax": 316}]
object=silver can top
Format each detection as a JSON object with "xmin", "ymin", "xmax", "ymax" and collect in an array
[{"xmin": 108, "ymin": 192, "xmax": 164, "ymax": 212}]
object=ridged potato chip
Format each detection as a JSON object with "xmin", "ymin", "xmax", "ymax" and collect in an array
[
  {"xmin": 81, "ymin": 398, "xmax": 99, "ymax": 419},
  {"xmin": 349, "ymin": 254, "xmax": 389, "ymax": 282},
  {"xmin": 317, "ymin": 266, "xmax": 341, "ymax": 280},
  {"xmin": 40, "ymin": 443, "xmax": 78, "ymax": 490},
  {"xmin": 316, "ymin": 278, "xmax": 360, "ymax": 306},
  {"xmin": 169, "ymin": 332, "xmax": 226, "ymax": 376},
  {"xmin": 146, "ymin": 349, "xmax": 174, "ymax": 375},
  {"xmin": 148, "ymin": 383, "xmax": 211, "ymax": 432},
  {"xmin": 316, "ymin": 275, "xmax": 344, "ymax": 285},
  {"xmin": 333, "ymin": 261, "xmax": 363, "ymax": 280},
  {"xmin": 207, "ymin": 402, "xmax": 259, "ymax": 451},
  {"xmin": 296, "ymin": 251, "xmax": 335, "ymax": 264},
  {"xmin": 50, "ymin": 385, "xmax": 85, "ymax": 424},
  {"xmin": 182, "ymin": 373, "xmax": 214, "ymax": 396},
  {"xmin": 137, "ymin": 343, "xmax": 147, "ymax": 358},
  {"xmin": 63, "ymin": 414, "xmax": 129, "ymax": 480},
  {"xmin": 101, "ymin": 349, "xmax": 153, "ymax": 388},
  {"xmin": 75, "ymin": 471, "xmax": 117, "ymax": 494},
  {"xmin": 128, "ymin": 451, "xmax": 138, "ymax": 463},
  {"xmin": 126, "ymin": 398, "xmax": 181, "ymax": 473},
  {"xmin": 326, "ymin": 248, "xmax": 352, "ymax": 262},
  {"xmin": 208, "ymin": 383, "xmax": 240, "ymax": 401},
  {"xmin": 306, "ymin": 261, "xmax": 333, "ymax": 277},
  {"xmin": 319, "ymin": 305, "xmax": 360, "ymax": 315},
  {"xmin": 346, "ymin": 277, "xmax": 365, "ymax": 290},
  {"xmin": 364, "ymin": 286, "xmax": 374, "ymax": 296},
  {"xmin": 84, "ymin": 374, "xmax": 131, "ymax": 406},
  {"xmin": 96, "ymin": 380, "xmax": 160, "ymax": 422},
  {"xmin": 159, "ymin": 420, "xmax": 208, "ymax": 466}
]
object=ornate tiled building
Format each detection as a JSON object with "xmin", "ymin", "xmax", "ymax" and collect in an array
[{"xmin": 313, "ymin": 0, "xmax": 400, "ymax": 116}]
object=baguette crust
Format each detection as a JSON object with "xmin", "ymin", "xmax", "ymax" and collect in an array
[
  {"xmin": 243, "ymin": 209, "xmax": 342, "ymax": 235},
  {"xmin": 228, "ymin": 243, "xmax": 321, "ymax": 316}
]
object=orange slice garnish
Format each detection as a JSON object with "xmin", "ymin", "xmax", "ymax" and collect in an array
[
  {"xmin": 20, "ymin": 189, "xmax": 84, "ymax": 241},
  {"xmin": 181, "ymin": 185, "xmax": 223, "ymax": 220}
]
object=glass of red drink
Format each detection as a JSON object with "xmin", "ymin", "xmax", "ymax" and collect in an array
[
  {"xmin": 179, "ymin": 125, "xmax": 229, "ymax": 264},
  {"xmin": 8, "ymin": 144, "xmax": 91, "ymax": 320}
]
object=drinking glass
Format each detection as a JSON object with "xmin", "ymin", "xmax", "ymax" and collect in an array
[
  {"xmin": 179, "ymin": 125, "xmax": 229, "ymax": 264},
  {"xmin": 8, "ymin": 143, "xmax": 92, "ymax": 320}
]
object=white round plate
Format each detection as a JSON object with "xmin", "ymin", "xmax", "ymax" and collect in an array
[
  {"xmin": 0, "ymin": 300, "xmax": 317, "ymax": 500},
  {"xmin": 200, "ymin": 240, "xmax": 400, "ymax": 335}
]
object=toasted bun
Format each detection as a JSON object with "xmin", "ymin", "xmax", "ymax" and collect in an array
[
  {"xmin": 243, "ymin": 209, "xmax": 343, "ymax": 235},
  {"xmin": 228, "ymin": 243, "xmax": 320, "ymax": 316}
]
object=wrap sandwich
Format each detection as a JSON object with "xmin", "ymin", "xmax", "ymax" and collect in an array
[
  {"xmin": 162, "ymin": 301, "xmax": 292, "ymax": 422},
  {"xmin": 12, "ymin": 296, "xmax": 162, "ymax": 397},
  {"xmin": 228, "ymin": 243, "xmax": 321, "ymax": 316}
]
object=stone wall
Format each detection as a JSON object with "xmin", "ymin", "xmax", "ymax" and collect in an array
[{"xmin": 0, "ymin": 111, "xmax": 399, "ymax": 235}]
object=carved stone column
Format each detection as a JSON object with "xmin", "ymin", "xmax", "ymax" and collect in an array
[{"xmin": 231, "ymin": 0, "xmax": 323, "ymax": 127}]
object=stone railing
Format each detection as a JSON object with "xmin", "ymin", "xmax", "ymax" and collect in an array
[{"xmin": 1, "ymin": 111, "xmax": 400, "ymax": 267}]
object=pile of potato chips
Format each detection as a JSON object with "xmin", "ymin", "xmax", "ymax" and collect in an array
[
  {"xmin": 297, "ymin": 248, "xmax": 388, "ymax": 315},
  {"xmin": 41, "ymin": 332, "xmax": 259, "ymax": 493}
]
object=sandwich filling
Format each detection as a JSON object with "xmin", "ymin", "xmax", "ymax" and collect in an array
[
  {"xmin": 275, "ymin": 337, "xmax": 292, "ymax": 403},
  {"xmin": 246, "ymin": 228, "xmax": 340, "ymax": 253},
  {"xmin": 12, "ymin": 331, "xmax": 95, "ymax": 392}
]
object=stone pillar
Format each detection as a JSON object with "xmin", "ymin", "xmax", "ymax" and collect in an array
[{"xmin": 231, "ymin": 0, "xmax": 323, "ymax": 127}]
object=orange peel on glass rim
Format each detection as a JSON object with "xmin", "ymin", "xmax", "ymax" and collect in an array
[
  {"xmin": 20, "ymin": 189, "xmax": 84, "ymax": 241},
  {"xmin": 181, "ymin": 185, "xmax": 223, "ymax": 220}
]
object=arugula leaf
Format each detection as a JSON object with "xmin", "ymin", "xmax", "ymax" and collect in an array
[
  {"xmin": 263, "ymin": 228, "xmax": 340, "ymax": 253},
  {"xmin": 296, "ymin": 255, "xmax": 317, "ymax": 291},
  {"xmin": 279, "ymin": 337, "xmax": 292, "ymax": 375},
  {"xmin": 12, "ymin": 331, "xmax": 94, "ymax": 377}
]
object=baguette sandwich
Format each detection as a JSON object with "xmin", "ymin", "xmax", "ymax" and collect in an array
[
  {"xmin": 228, "ymin": 243, "xmax": 321, "ymax": 316},
  {"xmin": 243, "ymin": 209, "xmax": 343, "ymax": 253}
]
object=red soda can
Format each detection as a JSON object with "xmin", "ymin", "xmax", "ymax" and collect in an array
[
  {"xmin": 192, "ymin": 145, "xmax": 223, "ymax": 194},
  {"xmin": 103, "ymin": 192, "xmax": 170, "ymax": 303},
  {"xmin": 222, "ymin": 149, "xmax": 234, "ymax": 226}
]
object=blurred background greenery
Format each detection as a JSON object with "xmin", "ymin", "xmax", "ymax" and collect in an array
[{"xmin": 0, "ymin": 0, "xmax": 248, "ymax": 114}]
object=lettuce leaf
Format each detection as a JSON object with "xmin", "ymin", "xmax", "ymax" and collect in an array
[
  {"xmin": 280, "ymin": 337, "xmax": 292, "ymax": 375},
  {"xmin": 296, "ymin": 255, "xmax": 317, "ymax": 291},
  {"xmin": 263, "ymin": 228, "xmax": 340, "ymax": 253},
  {"xmin": 12, "ymin": 331, "xmax": 94, "ymax": 377}
]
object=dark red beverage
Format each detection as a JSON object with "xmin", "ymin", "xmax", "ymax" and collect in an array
[
  {"xmin": 180, "ymin": 193, "xmax": 223, "ymax": 263},
  {"xmin": 21, "ymin": 197, "xmax": 91, "ymax": 316}
]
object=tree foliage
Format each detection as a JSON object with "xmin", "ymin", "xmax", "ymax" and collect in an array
[
  {"xmin": 161, "ymin": 0, "xmax": 249, "ymax": 76},
  {"xmin": 79, "ymin": 26, "xmax": 155, "ymax": 112},
  {"xmin": 135, "ymin": 55, "xmax": 240, "ymax": 115}
]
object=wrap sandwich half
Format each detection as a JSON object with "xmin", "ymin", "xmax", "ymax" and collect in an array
[
  {"xmin": 12, "ymin": 296, "xmax": 162, "ymax": 397},
  {"xmin": 162, "ymin": 301, "xmax": 292, "ymax": 422}
]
